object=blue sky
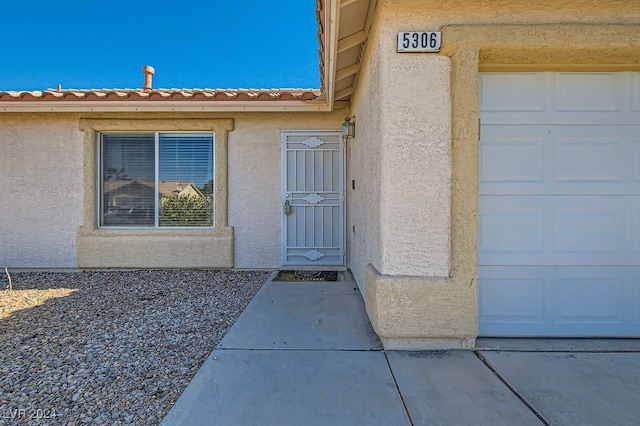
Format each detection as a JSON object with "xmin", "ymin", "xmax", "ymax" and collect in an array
[{"xmin": 0, "ymin": 1, "xmax": 320, "ymax": 91}]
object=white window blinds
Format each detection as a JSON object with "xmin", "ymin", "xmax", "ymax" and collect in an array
[
  {"xmin": 100, "ymin": 133, "xmax": 214, "ymax": 227},
  {"xmin": 158, "ymin": 133, "xmax": 214, "ymax": 227}
]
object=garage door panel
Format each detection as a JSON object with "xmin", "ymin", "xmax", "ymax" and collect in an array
[
  {"xmin": 553, "ymin": 72, "xmax": 622, "ymax": 112},
  {"xmin": 553, "ymin": 206, "xmax": 623, "ymax": 255},
  {"xmin": 480, "ymin": 196, "xmax": 636, "ymax": 266},
  {"xmin": 634, "ymin": 276, "xmax": 640, "ymax": 324},
  {"xmin": 479, "ymin": 266, "xmax": 640, "ymax": 337},
  {"xmin": 553, "ymin": 278, "xmax": 624, "ymax": 324},
  {"xmin": 632, "ymin": 72, "xmax": 640, "ymax": 111},
  {"xmin": 481, "ymin": 126, "xmax": 638, "ymax": 194},
  {"xmin": 480, "ymin": 137, "xmax": 544, "ymax": 183},
  {"xmin": 479, "ymin": 276, "xmax": 545, "ymax": 323},
  {"xmin": 554, "ymin": 138, "xmax": 624, "ymax": 183},
  {"xmin": 483, "ymin": 72, "xmax": 640, "ymax": 125},
  {"xmin": 551, "ymin": 128, "xmax": 634, "ymax": 187},
  {"xmin": 479, "ymin": 71, "xmax": 639, "ymax": 337},
  {"xmin": 479, "ymin": 205, "xmax": 544, "ymax": 253},
  {"xmin": 634, "ymin": 138, "xmax": 640, "ymax": 181},
  {"xmin": 480, "ymin": 73, "xmax": 544, "ymax": 112},
  {"xmin": 634, "ymin": 209, "xmax": 640, "ymax": 252}
]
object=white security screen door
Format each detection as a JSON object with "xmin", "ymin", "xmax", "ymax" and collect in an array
[{"xmin": 281, "ymin": 131, "xmax": 345, "ymax": 266}]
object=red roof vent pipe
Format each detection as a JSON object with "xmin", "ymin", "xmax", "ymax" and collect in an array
[{"xmin": 142, "ymin": 65, "xmax": 155, "ymax": 91}]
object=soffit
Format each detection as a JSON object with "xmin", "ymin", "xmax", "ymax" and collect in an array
[{"xmin": 319, "ymin": 0, "xmax": 376, "ymax": 108}]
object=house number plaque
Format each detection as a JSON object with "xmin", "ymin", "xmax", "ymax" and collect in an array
[{"xmin": 397, "ymin": 31, "xmax": 441, "ymax": 52}]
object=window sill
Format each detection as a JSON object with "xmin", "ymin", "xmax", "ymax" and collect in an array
[
  {"xmin": 82, "ymin": 226, "xmax": 230, "ymax": 237},
  {"xmin": 76, "ymin": 226, "xmax": 234, "ymax": 269}
]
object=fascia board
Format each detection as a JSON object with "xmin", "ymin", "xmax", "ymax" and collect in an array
[
  {"xmin": 323, "ymin": 0, "xmax": 341, "ymax": 111},
  {"xmin": 0, "ymin": 100, "xmax": 334, "ymax": 113}
]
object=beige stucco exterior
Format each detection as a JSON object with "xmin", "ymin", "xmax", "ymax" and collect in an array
[
  {"xmin": 77, "ymin": 117, "xmax": 235, "ymax": 269},
  {"xmin": 348, "ymin": 0, "xmax": 640, "ymax": 349},
  {"xmin": 227, "ymin": 112, "xmax": 346, "ymax": 268},
  {"xmin": 2, "ymin": 0, "xmax": 640, "ymax": 349},
  {"xmin": 0, "ymin": 111, "xmax": 345, "ymax": 270},
  {"xmin": 0, "ymin": 115, "xmax": 84, "ymax": 269}
]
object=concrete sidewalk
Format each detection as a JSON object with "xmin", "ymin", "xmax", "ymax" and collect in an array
[{"xmin": 162, "ymin": 272, "xmax": 640, "ymax": 426}]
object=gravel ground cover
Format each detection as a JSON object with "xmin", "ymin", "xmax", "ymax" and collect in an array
[{"xmin": 0, "ymin": 270, "xmax": 270, "ymax": 425}]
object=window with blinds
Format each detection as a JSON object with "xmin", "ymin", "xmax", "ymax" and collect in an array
[{"xmin": 100, "ymin": 132, "xmax": 214, "ymax": 227}]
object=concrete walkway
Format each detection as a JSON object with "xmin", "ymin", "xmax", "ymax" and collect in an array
[{"xmin": 162, "ymin": 272, "xmax": 640, "ymax": 426}]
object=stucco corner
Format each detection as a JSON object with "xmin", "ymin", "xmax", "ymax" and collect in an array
[{"xmin": 364, "ymin": 263, "xmax": 477, "ymax": 350}]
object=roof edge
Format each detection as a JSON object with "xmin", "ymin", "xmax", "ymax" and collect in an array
[
  {"xmin": 0, "ymin": 100, "xmax": 335, "ymax": 113},
  {"xmin": 322, "ymin": 0, "xmax": 340, "ymax": 110}
]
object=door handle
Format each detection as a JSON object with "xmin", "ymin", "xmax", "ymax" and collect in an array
[{"xmin": 284, "ymin": 199, "xmax": 292, "ymax": 215}]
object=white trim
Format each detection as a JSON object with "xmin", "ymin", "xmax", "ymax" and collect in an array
[
  {"xmin": 96, "ymin": 134, "xmax": 104, "ymax": 230},
  {"xmin": 0, "ymin": 100, "xmax": 332, "ymax": 113},
  {"xmin": 98, "ymin": 131, "xmax": 216, "ymax": 229},
  {"xmin": 154, "ymin": 133, "xmax": 160, "ymax": 228},
  {"xmin": 324, "ymin": 0, "xmax": 341, "ymax": 110},
  {"xmin": 281, "ymin": 132, "xmax": 288, "ymax": 265}
]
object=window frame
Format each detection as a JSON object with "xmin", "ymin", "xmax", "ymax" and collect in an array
[
  {"xmin": 77, "ymin": 118, "xmax": 234, "ymax": 269},
  {"xmin": 98, "ymin": 131, "xmax": 216, "ymax": 229}
]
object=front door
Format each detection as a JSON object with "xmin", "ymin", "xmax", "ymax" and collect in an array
[{"xmin": 281, "ymin": 131, "xmax": 345, "ymax": 266}]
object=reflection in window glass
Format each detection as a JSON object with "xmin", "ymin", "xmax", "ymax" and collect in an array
[{"xmin": 100, "ymin": 133, "xmax": 214, "ymax": 227}]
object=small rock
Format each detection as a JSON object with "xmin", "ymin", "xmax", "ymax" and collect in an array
[{"xmin": 0, "ymin": 270, "xmax": 268, "ymax": 424}]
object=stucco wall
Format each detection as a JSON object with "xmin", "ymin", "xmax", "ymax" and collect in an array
[
  {"xmin": 349, "ymin": 2, "xmax": 453, "ymax": 284},
  {"xmin": 228, "ymin": 112, "xmax": 345, "ymax": 268},
  {"xmin": 1, "ymin": 112, "xmax": 343, "ymax": 270},
  {"xmin": 349, "ymin": 3, "xmax": 463, "ymax": 348},
  {"xmin": 0, "ymin": 115, "xmax": 83, "ymax": 268},
  {"xmin": 382, "ymin": 0, "xmax": 640, "ymax": 26},
  {"xmin": 378, "ymin": 42, "xmax": 451, "ymax": 277},
  {"xmin": 351, "ymin": 0, "xmax": 640, "ymax": 348},
  {"xmin": 347, "ymin": 21, "xmax": 384, "ymax": 291}
]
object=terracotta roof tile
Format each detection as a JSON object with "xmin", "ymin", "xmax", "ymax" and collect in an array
[{"xmin": 0, "ymin": 88, "xmax": 320, "ymax": 102}]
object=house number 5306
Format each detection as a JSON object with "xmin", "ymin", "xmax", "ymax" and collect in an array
[{"xmin": 397, "ymin": 31, "xmax": 441, "ymax": 53}]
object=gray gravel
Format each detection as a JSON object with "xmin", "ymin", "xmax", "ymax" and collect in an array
[{"xmin": 0, "ymin": 270, "xmax": 270, "ymax": 425}]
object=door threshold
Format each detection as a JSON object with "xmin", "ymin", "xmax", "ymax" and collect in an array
[
  {"xmin": 272, "ymin": 268, "xmax": 354, "ymax": 283},
  {"xmin": 280, "ymin": 265, "xmax": 347, "ymax": 272}
]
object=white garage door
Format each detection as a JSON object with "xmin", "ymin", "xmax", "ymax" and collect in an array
[{"xmin": 478, "ymin": 72, "xmax": 640, "ymax": 337}]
